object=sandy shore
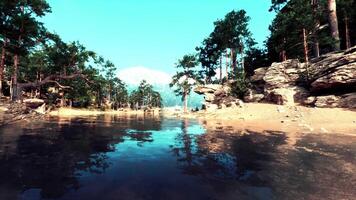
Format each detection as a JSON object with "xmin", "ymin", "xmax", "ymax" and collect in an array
[
  {"xmin": 1, "ymin": 103, "xmax": 355, "ymax": 135},
  {"xmin": 48, "ymin": 107, "xmax": 161, "ymax": 117},
  {"xmin": 171, "ymin": 103, "xmax": 356, "ymax": 135}
]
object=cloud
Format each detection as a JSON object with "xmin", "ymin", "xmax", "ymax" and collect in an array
[{"xmin": 118, "ymin": 66, "xmax": 172, "ymax": 85}]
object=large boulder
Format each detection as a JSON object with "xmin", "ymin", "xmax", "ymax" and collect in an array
[
  {"xmin": 263, "ymin": 59, "xmax": 305, "ymax": 89},
  {"xmin": 314, "ymin": 95, "xmax": 340, "ymax": 108},
  {"xmin": 194, "ymin": 84, "xmax": 241, "ymax": 109},
  {"xmin": 310, "ymin": 47, "xmax": 356, "ymax": 92},
  {"xmin": 261, "ymin": 59, "xmax": 309, "ymax": 105},
  {"xmin": 339, "ymin": 93, "xmax": 356, "ymax": 109},
  {"xmin": 194, "ymin": 85, "xmax": 221, "ymax": 95},
  {"xmin": 23, "ymin": 98, "xmax": 45, "ymax": 109},
  {"xmin": 243, "ymin": 89, "xmax": 264, "ymax": 103},
  {"xmin": 266, "ymin": 86, "xmax": 309, "ymax": 106}
]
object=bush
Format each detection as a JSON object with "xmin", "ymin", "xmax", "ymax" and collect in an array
[{"xmin": 230, "ymin": 71, "xmax": 251, "ymax": 99}]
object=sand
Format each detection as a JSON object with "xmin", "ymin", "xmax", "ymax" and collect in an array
[{"xmin": 172, "ymin": 103, "xmax": 356, "ymax": 135}]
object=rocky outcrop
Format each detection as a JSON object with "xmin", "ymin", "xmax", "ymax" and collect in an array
[
  {"xmin": 195, "ymin": 46, "xmax": 356, "ymax": 109},
  {"xmin": 247, "ymin": 59, "xmax": 309, "ymax": 105},
  {"xmin": 309, "ymin": 46, "xmax": 356, "ymax": 92},
  {"xmin": 246, "ymin": 46, "xmax": 356, "ymax": 108},
  {"xmin": 194, "ymin": 84, "xmax": 243, "ymax": 110},
  {"xmin": 305, "ymin": 93, "xmax": 356, "ymax": 108},
  {"xmin": 314, "ymin": 95, "xmax": 341, "ymax": 108}
]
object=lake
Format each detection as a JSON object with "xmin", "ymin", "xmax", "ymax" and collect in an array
[{"xmin": 0, "ymin": 114, "xmax": 355, "ymax": 200}]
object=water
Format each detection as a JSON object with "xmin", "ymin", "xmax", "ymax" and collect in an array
[{"xmin": 0, "ymin": 115, "xmax": 355, "ymax": 200}]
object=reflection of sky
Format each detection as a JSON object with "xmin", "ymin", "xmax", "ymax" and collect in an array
[
  {"xmin": 56, "ymin": 120, "xmax": 215, "ymax": 200},
  {"xmin": 108, "ymin": 124, "xmax": 206, "ymax": 161}
]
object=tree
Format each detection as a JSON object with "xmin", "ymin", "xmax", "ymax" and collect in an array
[
  {"xmin": 197, "ymin": 10, "xmax": 254, "ymax": 82},
  {"xmin": 267, "ymin": 0, "xmax": 335, "ymax": 62},
  {"xmin": 1, "ymin": 0, "xmax": 51, "ymax": 100},
  {"xmin": 129, "ymin": 80, "xmax": 162, "ymax": 109},
  {"xmin": 170, "ymin": 54, "xmax": 201, "ymax": 113},
  {"xmin": 328, "ymin": 0, "xmax": 341, "ymax": 51}
]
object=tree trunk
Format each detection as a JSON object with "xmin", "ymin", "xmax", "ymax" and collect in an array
[
  {"xmin": 240, "ymin": 45, "xmax": 245, "ymax": 74},
  {"xmin": 183, "ymin": 89, "xmax": 188, "ymax": 113},
  {"xmin": 313, "ymin": 41, "xmax": 320, "ymax": 58},
  {"xmin": 303, "ymin": 28, "xmax": 309, "ymax": 63},
  {"xmin": 327, "ymin": 0, "xmax": 340, "ymax": 51},
  {"xmin": 219, "ymin": 56, "xmax": 222, "ymax": 84},
  {"xmin": 230, "ymin": 48, "xmax": 237, "ymax": 75},
  {"xmin": 11, "ymin": 54, "xmax": 19, "ymax": 101},
  {"xmin": 280, "ymin": 37, "xmax": 287, "ymax": 61},
  {"xmin": 0, "ymin": 41, "xmax": 6, "ymax": 97},
  {"xmin": 225, "ymin": 52, "xmax": 229, "ymax": 80},
  {"xmin": 345, "ymin": 16, "xmax": 351, "ymax": 49}
]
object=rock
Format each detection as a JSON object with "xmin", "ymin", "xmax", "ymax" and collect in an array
[
  {"xmin": 204, "ymin": 93, "xmax": 215, "ymax": 102},
  {"xmin": 195, "ymin": 84, "xmax": 240, "ymax": 109},
  {"xmin": 261, "ymin": 59, "xmax": 309, "ymax": 105},
  {"xmin": 310, "ymin": 49, "xmax": 356, "ymax": 92},
  {"xmin": 194, "ymin": 84, "xmax": 221, "ymax": 94},
  {"xmin": 339, "ymin": 93, "xmax": 356, "ymax": 109},
  {"xmin": 243, "ymin": 89, "xmax": 264, "ymax": 102},
  {"xmin": 266, "ymin": 86, "xmax": 309, "ymax": 106},
  {"xmin": 206, "ymin": 104, "xmax": 218, "ymax": 112},
  {"xmin": 277, "ymin": 106, "xmax": 285, "ymax": 113},
  {"xmin": 35, "ymin": 103, "xmax": 46, "ymax": 114},
  {"xmin": 236, "ymin": 100, "xmax": 244, "ymax": 108},
  {"xmin": 314, "ymin": 95, "xmax": 340, "ymax": 108},
  {"xmin": 303, "ymin": 96, "xmax": 317, "ymax": 105},
  {"xmin": 23, "ymin": 98, "xmax": 45, "ymax": 109},
  {"xmin": 263, "ymin": 59, "xmax": 304, "ymax": 90},
  {"xmin": 250, "ymin": 67, "xmax": 267, "ymax": 82}
]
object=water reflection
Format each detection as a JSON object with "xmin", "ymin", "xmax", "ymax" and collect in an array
[{"xmin": 0, "ymin": 115, "xmax": 354, "ymax": 200}]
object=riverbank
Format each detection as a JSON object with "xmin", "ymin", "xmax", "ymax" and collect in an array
[
  {"xmin": 169, "ymin": 103, "xmax": 356, "ymax": 135},
  {"xmin": 1, "ymin": 102, "xmax": 355, "ymax": 135},
  {"xmin": 48, "ymin": 107, "xmax": 161, "ymax": 117}
]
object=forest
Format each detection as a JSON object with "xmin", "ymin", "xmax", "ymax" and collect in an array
[{"xmin": 0, "ymin": 0, "xmax": 355, "ymax": 110}]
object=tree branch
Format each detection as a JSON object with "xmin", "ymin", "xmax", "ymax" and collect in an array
[{"xmin": 18, "ymin": 73, "xmax": 89, "ymax": 89}]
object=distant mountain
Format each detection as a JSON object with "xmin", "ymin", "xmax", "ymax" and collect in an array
[{"xmin": 119, "ymin": 67, "xmax": 204, "ymax": 108}]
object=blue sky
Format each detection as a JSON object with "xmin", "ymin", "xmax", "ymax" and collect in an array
[{"xmin": 43, "ymin": 0, "xmax": 275, "ymax": 76}]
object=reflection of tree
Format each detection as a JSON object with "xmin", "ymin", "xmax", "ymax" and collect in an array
[
  {"xmin": 0, "ymin": 115, "xmax": 162, "ymax": 199},
  {"xmin": 231, "ymin": 131, "xmax": 287, "ymax": 180},
  {"xmin": 171, "ymin": 119, "xmax": 236, "ymax": 178},
  {"xmin": 172, "ymin": 126, "xmax": 288, "ymax": 182}
]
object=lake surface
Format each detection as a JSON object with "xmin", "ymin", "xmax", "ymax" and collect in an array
[{"xmin": 0, "ymin": 114, "xmax": 355, "ymax": 200}]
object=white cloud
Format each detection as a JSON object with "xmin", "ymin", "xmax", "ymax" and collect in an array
[{"xmin": 118, "ymin": 66, "xmax": 172, "ymax": 85}]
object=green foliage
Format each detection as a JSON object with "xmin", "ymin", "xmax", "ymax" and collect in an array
[
  {"xmin": 0, "ymin": 0, "xmax": 131, "ymax": 108},
  {"xmin": 129, "ymin": 80, "xmax": 162, "ymax": 108},
  {"xmin": 230, "ymin": 71, "xmax": 251, "ymax": 99},
  {"xmin": 170, "ymin": 54, "xmax": 201, "ymax": 101},
  {"xmin": 267, "ymin": 0, "xmax": 356, "ymax": 62},
  {"xmin": 244, "ymin": 47, "xmax": 271, "ymax": 76},
  {"xmin": 196, "ymin": 10, "xmax": 255, "ymax": 82}
]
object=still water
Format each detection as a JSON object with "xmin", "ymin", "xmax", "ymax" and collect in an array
[{"xmin": 0, "ymin": 114, "xmax": 355, "ymax": 200}]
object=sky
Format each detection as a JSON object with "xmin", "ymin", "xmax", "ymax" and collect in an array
[{"xmin": 42, "ymin": 0, "xmax": 275, "ymax": 84}]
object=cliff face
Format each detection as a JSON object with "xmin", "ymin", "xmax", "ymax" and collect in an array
[{"xmin": 195, "ymin": 46, "xmax": 356, "ymax": 109}]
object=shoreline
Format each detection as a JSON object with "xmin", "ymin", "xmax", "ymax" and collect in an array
[
  {"xmin": 173, "ymin": 103, "xmax": 356, "ymax": 135},
  {"xmin": 1, "ymin": 103, "xmax": 355, "ymax": 135},
  {"xmin": 48, "ymin": 107, "xmax": 162, "ymax": 117}
]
